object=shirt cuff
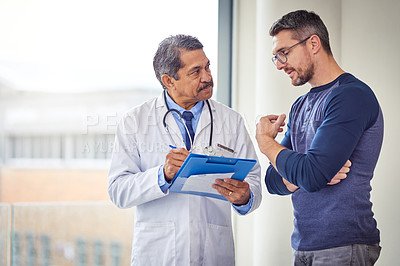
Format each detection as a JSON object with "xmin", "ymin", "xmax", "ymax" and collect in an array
[
  {"xmin": 265, "ymin": 164, "xmax": 292, "ymax": 195},
  {"xmin": 158, "ymin": 165, "xmax": 171, "ymax": 193},
  {"xmin": 232, "ymin": 191, "xmax": 253, "ymax": 215},
  {"xmin": 276, "ymin": 149, "xmax": 292, "ymax": 180}
]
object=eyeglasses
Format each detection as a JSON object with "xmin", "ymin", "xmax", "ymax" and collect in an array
[{"xmin": 272, "ymin": 36, "xmax": 310, "ymax": 65}]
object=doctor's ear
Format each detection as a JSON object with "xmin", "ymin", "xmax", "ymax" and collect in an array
[{"xmin": 161, "ymin": 74, "xmax": 175, "ymax": 90}]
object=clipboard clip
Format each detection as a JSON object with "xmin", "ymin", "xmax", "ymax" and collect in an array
[{"xmin": 206, "ymin": 156, "xmax": 236, "ymax": 165}]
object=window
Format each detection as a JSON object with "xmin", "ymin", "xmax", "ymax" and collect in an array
[{"xmin": 0, "ymin": 1, "xmax": 228, "ymax": 265}]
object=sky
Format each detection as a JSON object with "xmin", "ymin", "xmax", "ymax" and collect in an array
[{"xmin": 0, "ymin": 0, "xmax": 218, "ymax": 93}]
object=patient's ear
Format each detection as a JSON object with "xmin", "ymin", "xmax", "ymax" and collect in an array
[{"xmin": 309, "ymin": 34, "xmax": 322, "ymax": 54}]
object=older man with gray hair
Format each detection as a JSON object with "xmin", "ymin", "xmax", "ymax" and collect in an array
[{"xmin": 108, "ymin": 34, "xmax": 262, "ymax": 266}]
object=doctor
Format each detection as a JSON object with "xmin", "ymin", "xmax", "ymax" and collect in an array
[{"xmin": 108, "ymin": 34, "xmax": 262, "ymax": 266}]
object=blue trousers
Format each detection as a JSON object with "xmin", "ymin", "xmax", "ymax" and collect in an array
[{"xmin": 293, "ymin": 244, "xmax": 381, "ymax": 266}]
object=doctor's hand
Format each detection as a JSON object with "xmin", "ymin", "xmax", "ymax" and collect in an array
[
  {"xmin": 212, "ymin": 178, "xmax": 251, "ymax": 205},
  {"xmin": 164, "ymin": 148, "xmax": 189, "ymax": 182}
]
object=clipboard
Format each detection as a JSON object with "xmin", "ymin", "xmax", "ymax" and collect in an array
[{"xmin": 169, "ymin": 153, "xmax": 257, "ymax": 200}]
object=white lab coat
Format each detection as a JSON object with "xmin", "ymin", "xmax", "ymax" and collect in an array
[{"xmin": 108, "ymin": 92, "xmax": 261, "ymax": 266}]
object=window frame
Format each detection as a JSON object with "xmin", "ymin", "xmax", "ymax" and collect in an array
[{"xmin": 217, "ymin": 0, "xmax": 233, "ymax": 107}]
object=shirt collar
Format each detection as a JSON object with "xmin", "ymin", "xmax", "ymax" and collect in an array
[{"xmin": 164, "ymin": 91, "xmax": 204, "ymax": 120}]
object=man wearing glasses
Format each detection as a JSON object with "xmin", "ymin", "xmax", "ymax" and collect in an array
[{"xmin": 256, "ymin": 10, "xmax": 383, "ymax": 265}]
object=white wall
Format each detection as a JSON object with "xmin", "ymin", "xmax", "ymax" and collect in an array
[{"xmin": 233, "ymin": 0, "xmax": 400, "ymax": 265}]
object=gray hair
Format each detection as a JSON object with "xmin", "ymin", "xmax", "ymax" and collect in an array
[
  {"xmin": 153, "ymin": 34, "xmax": 204, "ymax": 89},
  {"xmin": 269, "ymin": 10, "xmax": 332, "ymax": 55}
]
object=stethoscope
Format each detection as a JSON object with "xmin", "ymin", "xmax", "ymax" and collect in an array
[{"xmin": 162, "ymin": 90, "xmax": 215, "ymax": 155}]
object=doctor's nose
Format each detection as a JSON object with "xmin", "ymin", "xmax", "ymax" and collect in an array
[{"xmin": 200, "ymin": 69, "xmax": 212, "ymax": 82}]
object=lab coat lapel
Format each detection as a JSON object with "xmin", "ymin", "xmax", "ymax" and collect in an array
[{"xmin": 196, "ymin": 100, "xmax": 214, "ymax": 147}]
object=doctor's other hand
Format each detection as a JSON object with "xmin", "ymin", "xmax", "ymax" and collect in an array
[
  {"xmin": 212, "ymin": 178, "xmax": 251, "ymax": 205},
  {"xmin": 328, "ymin": 160, "xmax": 352, "ymax": 185},
  {"xmin": 164, "ymin": 148, "xmax": 189, "ymax": 182}
]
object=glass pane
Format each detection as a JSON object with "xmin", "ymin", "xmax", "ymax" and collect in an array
[
  {"xmin": 0, "ymin": 1, "xmax": 219, "ymax": 265},
  {"xmin": 0, "ymin": 0, "xmax": 218, "ymax": 169}
]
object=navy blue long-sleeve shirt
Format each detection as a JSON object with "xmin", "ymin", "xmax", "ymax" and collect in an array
[{"xmin": 266, "ymin": 73, "xmax": 383, "ymax": 251}]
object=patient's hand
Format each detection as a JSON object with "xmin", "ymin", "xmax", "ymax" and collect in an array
[{"xmin": 328, "ymin": 160, "xmax": 351, "ymax": 185}]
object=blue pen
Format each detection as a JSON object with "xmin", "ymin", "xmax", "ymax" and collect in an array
[{"xmin": 169, "ymin": 145, "xmax": 176, "ymax": 149}]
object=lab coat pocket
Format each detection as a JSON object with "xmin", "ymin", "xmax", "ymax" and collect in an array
[
  {"xmin": 132, "ymin": 221, "xmax": 176, "ymax": 266},
  {"xmin": 204, "ymin": 223, "xmax": 235, "ymax": 266}
]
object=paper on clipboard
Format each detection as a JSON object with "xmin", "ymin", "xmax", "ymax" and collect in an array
[{"xmin": 181, "ymin": 172, "xmax": 234, "ymax": 195}]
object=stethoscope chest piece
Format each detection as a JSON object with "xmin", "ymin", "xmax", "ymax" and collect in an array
[{"xmin": 203, "ymin": 146, "xmax": 216, "ymax": 156}]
